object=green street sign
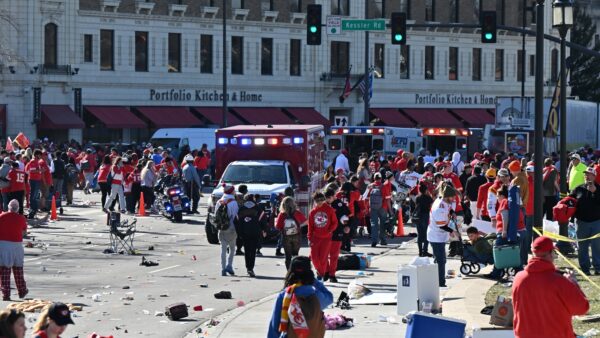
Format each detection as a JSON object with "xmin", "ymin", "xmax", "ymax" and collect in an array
[{"xmin": 341, "ymin": 19, "xmax": 386, "ymax": 31}]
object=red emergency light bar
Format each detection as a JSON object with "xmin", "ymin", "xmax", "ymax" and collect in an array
[
  {"xmin": 218, "ymin": 133, "xmax": 304, "ymax": 146},
  {"xmin": 423, "ymin": 128, "xmax": 470, "ymax": 137},
  {"xmin": 330, "ymin": 127, "xmax": 384, "ymax": 135}
]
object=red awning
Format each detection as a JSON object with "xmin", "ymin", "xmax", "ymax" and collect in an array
[
  {"xmin": 85, "ymin": 106, "xmax": 146, "ymax": 129},
  {"xmin": 450, "ymin": 109, "xmax": 495, "ymax": 128},
  {"xmin": 39, "ymin": 105, "xmax": 85, "ymax": 129},
  {"xmin": 192, "ymin": 107, "xmax": 243, "ymax": 127},
  {"xmin": 135, "ymin": 106, "xmax": 203, "ymax": 128},
  {"xmin": 370, "ymin": 108, "xmax": 415, "ymax": 128},
  {"xmin": 232, "ymin": 107, "xmax": 294, "ymax": 124},
  {"xmin": 401, "ymin": 108, "xmax": 462, "ymax": 128},
  {"xmin": 284, "ymin": 108, "xmax": 331, "ymax": 127}
]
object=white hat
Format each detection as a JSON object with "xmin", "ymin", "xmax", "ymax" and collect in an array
[
  {"xmin": 223, "ymin": 183, "xmax": 235, "ymax": 194},
  {"xmin": 526, "ymin": 165, "xmax": 534, "ymax": 173},
  {"xmin": 497, "ymin": 168, "xmax": 510, "ymax": 177},
  {"xmin": 184, "ymin": 154, "xmax": 194, "ymax": 162},
  {"xmin": 571, "ymin": 153, "xmax": 582, "ymax": 161}
]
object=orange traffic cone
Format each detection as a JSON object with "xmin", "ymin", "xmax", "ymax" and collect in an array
[
  {"xmin": 395, "ymin": 209, "xmax": 405, "ymax": 237},
  {"xmin": 50, "ymin": 196, "xmax": 58, "ymax": 221},
  {"xmin": 138, "ymin": 192, "xmax": 146, "ymax": 217}
]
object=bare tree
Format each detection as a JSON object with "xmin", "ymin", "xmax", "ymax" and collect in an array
[{"xmin": 0, "ymin": 7, "xmax": 21, "ymax": 66}]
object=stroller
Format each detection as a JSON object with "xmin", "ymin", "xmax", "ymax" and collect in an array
[{"xmin": 459, "ymin": 234, "xmax": 518, "ymax": 280}]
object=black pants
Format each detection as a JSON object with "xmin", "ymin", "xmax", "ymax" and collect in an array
[
  {"xmin": 126, "ymin": 193, "xmax": 135, "ymax": 213},
  {"xmin": 8, "ymin": 191, "xmax": 24, "ymax": 215},
  {"xmin": 236, "ymin": 237, "xmax": 244, "ymax": 253},
  {"xmin": 99, "ymin": 182, "xmax": 111, "ymax": 208},
  {"xmin": 131, "ymin": 183, "xmax": 142, "ymax": 212},
  {"xmin": 415, "ymin": 216, "xmax": 429, "ymax": 254},
  {"xmin": 543, "ymin": 195, "xmax": 558, "ymax": 221},
  {"xmin": 184, "ymin": 181, "xmax": 200, "ymax": 212},
  {"xmin": 142, "ymin": 186, "xmax": 154, "ymax": 208},
  {"xmin": 242, "ymin": 236, "xmax": 259, "ymax": 271}
]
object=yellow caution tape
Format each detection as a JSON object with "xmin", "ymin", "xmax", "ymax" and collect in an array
[
  {"xmin": 533, "ymin": 227, "xmax": 600, "ymax": 291},
  {"xmin": 537, "ymin": 230, "xmax": 600, "ymax": 243}
]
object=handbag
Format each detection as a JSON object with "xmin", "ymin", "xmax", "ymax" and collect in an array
[{"xmin": 493, "ymin": 243, "xmax": 521, "ymax": 269}]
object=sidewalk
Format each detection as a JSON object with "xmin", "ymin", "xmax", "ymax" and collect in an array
[{"xmin": 183, "ymin": 232, "xmax": 507, "ymax": 338}]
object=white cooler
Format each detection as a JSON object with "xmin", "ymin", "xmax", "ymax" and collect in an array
[{"xmin": 397, "ymin": 258, "xmax": 440, "ymax": 315}]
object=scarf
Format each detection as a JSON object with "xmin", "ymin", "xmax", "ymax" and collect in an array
[{"xmin": 279, "ymin": 283, "xmax": 301, "ymax": 334}]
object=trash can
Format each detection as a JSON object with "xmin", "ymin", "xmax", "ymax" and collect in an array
[
  {"xmin": 405, "ymin": 312, "xmax": 466, "ymax": 338},
  {"xmin": 397, "ymin": 257, "xmax": 440, "ymax": 315}
]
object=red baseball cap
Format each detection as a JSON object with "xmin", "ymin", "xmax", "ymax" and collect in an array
[{"xmin": 531, "ymin": 236, "xmax": 556, "ymax": 254}]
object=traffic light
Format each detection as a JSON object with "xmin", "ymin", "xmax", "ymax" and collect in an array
[
  {"xmin": 481, "ymin": 11, "xmax": 497, "ymax": 43},
  {"xmin": 391, "ymin": 12, "xmax": 407, "ymax": 45},
  {"xmin": 307, "ymin": 4, "xmax": 322, "ymax": 45}
]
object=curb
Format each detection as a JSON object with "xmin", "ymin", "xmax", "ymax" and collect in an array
[{"xmin": 183, "ymin": 239, "xmax": 416, "ymax": 338}]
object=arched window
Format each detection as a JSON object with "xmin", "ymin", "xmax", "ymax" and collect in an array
[
  {"xmin": 551, "ymin": 48, "xmax": 558, "ymax": 83},
  {"xmin": 44, "ymin": 23, "xmax": 58, "ymax": 67}
]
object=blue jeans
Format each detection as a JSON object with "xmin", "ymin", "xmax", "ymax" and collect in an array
[
  {"xmin": 431, "ymin": 242, "xmax": 446, "ymax": 286},
  {"xmin": 370, "ymin": 208, "xmax": 387, "ymax": 244},
  {"xmin": 29, "ymin": 180, "xmax": 41, "ymax": 213},
  {"xmin": 1, "ymin": 192, "xmax": 8, "ymax": 211},
  {"xmin": 576, "ymin": 219, "xmax": 600, "ymax": 273}
]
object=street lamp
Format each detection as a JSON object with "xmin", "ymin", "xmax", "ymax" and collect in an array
[
  {"xmin": 553, "ymin": 0, "xmax": 573, "ymax": 253},
  {"xmin": 533, "ymin": 0, "xmax": 545, "ymax": 239}
]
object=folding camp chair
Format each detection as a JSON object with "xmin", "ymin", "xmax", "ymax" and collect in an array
[{"xmin": 108, "ymin": 218, "xmax": 137, "ymax": 254}]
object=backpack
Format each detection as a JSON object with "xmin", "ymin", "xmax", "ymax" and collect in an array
[
  {"xmin": 214, "ymin": 199, "xmax": 233, "ymax": 231},
  {"xmin": 80, "ymin": 160, "xmax": 91, "ymax": 171},
  {"xmin": 452, "ymin": 161, "xmax": 463, "ymax": 175},
  {"xmin": 368, "ymin": 184, "xmax": 383, "ymax": 210},
  {"xmin": 66, "ymin": 166, "xmax": 78, "ymax": 184},
  {"xmin": 53, "ymin": 159, "xmax": 65, "ymax": 178},
  {"xmin": 283, "ymin": 214, "xmax": 299, "ymax": 236},
  {"xmin": 553, "ymin": 196, "xmax": 577, "ymax": 224}
]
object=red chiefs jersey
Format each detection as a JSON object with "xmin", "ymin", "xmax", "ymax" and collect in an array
[{"xmin": 8, "ymin": 169, "xmax": 26, "ymax": 192}]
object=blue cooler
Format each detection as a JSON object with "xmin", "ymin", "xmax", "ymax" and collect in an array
[
  {"xmin": 405, "ymin": 312, "xmax": 466, "ymax": 338},
  {"xmin": 493, "ymin": 244, "xmax": 521, "ymax": 269}
]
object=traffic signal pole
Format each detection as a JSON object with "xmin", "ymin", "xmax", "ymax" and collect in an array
[{"xmin": 364, "ymin": 1, "xmax": 370, "ymax": 126}]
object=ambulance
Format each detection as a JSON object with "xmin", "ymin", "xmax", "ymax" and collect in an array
[
  {"xmin": 325, "ymin": 126, "xmax": 423, "ymax": 170},
  {"xmin": 205, "ymin": 125, "xmax": 326, "ymax": 243}
]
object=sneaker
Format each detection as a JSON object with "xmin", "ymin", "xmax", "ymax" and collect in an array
[
  {"xmin": 424, "ymin": 252, "xmax": 434, "ymax": 258},
  {"xmin": 275, "ymin": 249, "xmax": 284, "ymax": 257},
  {"xmin": 221, "ymin": 270, "xmax": 227, "ymax": 277},
  {"xmin": 256, "ymin": 250, "xmax": 263, "ymax": 257},
  {"xmin": 323, "ymin": 273, "xmax": 330, "ymax": 282},
  {"xmin": 2, "ymin": 296, "xmax": 10, "ymax": 301},
  {"xmin": 226, "ymin": 267, "xmax": 235, "ymax": 276},
  {"xmin": 235, "ymin": 250, "xmax": 244, "ymax": 256},
  {"xmin": 371, "ymin": 242, "xmax": 377, "ymax": 248},
  {"xmin": 247, "ymin": 270, "xmax": 256, "ymax": 277},
  {"xmin": 380, "ymin": 240, "xmax": 387, "ymax": 246},
  {"xmin": 329, "ymin": 276, "xmax": 338, "ymax": 283},
  {"xmin": 18, "ymin": 289, "xmax": 28, "ymax": 299}
]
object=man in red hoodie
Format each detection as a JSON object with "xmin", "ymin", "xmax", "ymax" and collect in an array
[
  {"xmin": 308, "ymin": 191, "xmax": 338, "ymax": 280},
  {"xmin": 512, "ymin": 236, "xmax": 589, "ymax": 338}
]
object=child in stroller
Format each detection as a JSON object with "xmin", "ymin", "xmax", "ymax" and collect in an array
[{"xmin": 460, "ymin": 226, "xmax": 504, "ymax": 280}]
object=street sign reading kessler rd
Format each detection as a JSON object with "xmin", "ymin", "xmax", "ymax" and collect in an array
[
  {"xmin": 342, "ymin": 19, "xmax": 386, "ymax": 31},
  {"xmin": 327, "ymin": 16, "xmax": 341, "ymax": 35}
]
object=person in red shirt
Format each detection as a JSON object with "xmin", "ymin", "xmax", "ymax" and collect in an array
[
  {"xmin": 7, "ymin": 162, "xmax": 26, "ymax": 215},
  {"xmin": 38, "ymin": 155, "xmax": 52, "ymax": 211},
  {"xmin": 96, "ymin": 155, "xmax": 112, "ymax": 208},
  {"xmin": 194, "ymin": 150, "xmax": 210, "ymax": 180},
  {"xmin": 442, "ymin": 162, "xmax": 464, "ymax": 213},
  {"xmin": 512, "ymin": 236, "xmax": 589, "ymax": 338},
  {"xmin": 81, "ymin": 149, "xmax": 97, "ymax": 194},
  {"xmin": 307, "ymin": 191, "xmax": 338, "ymax": 280},
  {"xmin": 495, "ymin": 185, "xmax": 525, "ymax": 246},
  {"xmin": 395, "ymin": 153, "xmax": 409, "ymax": 172},
  {"xmin": 24, "ymin": 150, "xmax": 43, "ymax": 218},
  {"xmin": 156, "ymin": 157, "xmax": 177, "ymax": 176},
  {"xmin": 0, "ymin": 199, "xmax": 28, "ymax": 300},
  {"xmin": 476, "ymin": 169, "xmax": 496, "ymax": 221}
]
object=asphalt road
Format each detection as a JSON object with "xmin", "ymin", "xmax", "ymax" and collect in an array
[{"xmin": 4, "ymin": 190, "xmax": 407, "ymax": 337}]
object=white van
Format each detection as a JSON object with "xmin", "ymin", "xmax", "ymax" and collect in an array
[{"xmin": 149, "ymin": 128, "xmax": 217, "ymax": 159}]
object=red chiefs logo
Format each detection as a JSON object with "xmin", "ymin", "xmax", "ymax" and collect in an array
[{"xmin": 313, "ymin": 211, "xmax": 328, "ymax": 228}]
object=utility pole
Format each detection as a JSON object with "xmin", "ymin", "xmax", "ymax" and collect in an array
[
  {"xmin": 534, "ymin": 0, "xmax": 545, "ymax": 235},
  {"xmin": 222, "ymin": 0, "xmax": 228, "ymax": 127}
]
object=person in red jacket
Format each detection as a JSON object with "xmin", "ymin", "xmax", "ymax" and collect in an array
[
  {"xmin": 81, "ymin": 149, "xmax": 97, "ymax": 194},
  {"xmin": 24, "ymin": 150, "xmax": 42, "ymax": 218},
  {"xmin": 38, "ymin": 155, "xmax": 52, "ymax": 211},
  {"xmin": 307, "ymin": 191, "xmax": 338, "ymax": 280},
  {"xmin": 97, "ymin": 155, "xmax": 113, "ymax": 208},
  {"xmin": 7, "ymin": 162, "xmax": 26, "ymax": 215},
  {"xmin": 512, "ymin": 236, "xmax": 589, "ymax": 338},
  {"xmin": 442, "ymin": 162, "xmax": 463, "ymax": 213}
]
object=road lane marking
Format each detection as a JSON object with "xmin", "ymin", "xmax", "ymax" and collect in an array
[
  {"xmin": 148, "ymin": 265, "xmax": 181, "ymax": 274},
  {"xmin": 25, "ymin": 245, "xmax": 97, "ymax": 262}
]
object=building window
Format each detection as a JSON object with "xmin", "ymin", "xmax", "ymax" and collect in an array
[
  {"xmin": 330, "ymin": 41, "xmax": 350, "ymax": 76},
  {"xmin": 261, "ymin": 38, "xmax": 273, "ymax": 75},
  {"xmin": 449, "ymin": 47, "xmax": 458, "ymax": 80},
  {"xmin": 375, "ymin": 0, "xmax": 385, "ymax": 18},
  {"xmin": 450, "ymin": 0, "xmax": 459, "ymax": 23},
  {"xmin": 290, "ymin": 0, "xmax": 302, "ymax": 12},
  {"xmin": 474, "ymin": 0, "xmax": 481, "ymax": 22},
  {"xmin": 232, "ymin": 0, "xmax": 244, "ymax": 9},
  {"xmin": 400, "ymin": 45, "xmax": 410, "ymax": 79},
  {"xmin": 84, "ymin": 34, "xmax": 93, "ymax": 63},
  {"xmin": 400, "ymin": 0, "xmax": 411, "ymax": 20},
  {"xmin": 472, "ymin": 48, "xmax": 481, "ymax": 81},
  {"xmin": 231, "ymin": 36, "xmax": 244, "ymax": 75},
  {"xmin": 261, "ymin": 0, "xmax": 273, "ymax": 12},
  {"xmin": 517, "ymin": 49, "xmax": 524, "ymax": 82},
  {"xmin": 551, "ymin": 48, "xmax": 558, "ymax": 83},
  {"xmin": 290, "ymin": 39, "xmax": 301, "ymax": 76},
  {"xmin": 374, "ymin": 44, "xmax": 385, "ymax": 78},
  {"xmin": 200, "ymin": 34, "xmax": 213, "ymax": 74},
  {"xmin": 425, "ymin": 46, "xmax": 434, "ymax": 80},
  {"xmin": 529, "ymin": 54, "xmax": 535, "ymax": 76},
  {"xmin": 530, "ymin": 1, "xmax": 537, "ymax": 24},
  {"xmin": 496, "ymin": 0, "xmax": 505, "ymax": 25},
  {"xmin": 44, "ymin": 23, "xmax": 58, "ymax": 67},
  {"xmin": 135, "ymin": 31, "xmax": 148, "ymax": 72},
  {"xmin": 168, "ymin": 33, "xmax": 181, "ymax": 73},
  {"xmin": 100, "ymin": 29, "xmax": 114, "ymax": 71},
  {"xmin": 332, "ymin": 0, "xmax": 350, "ymax": 16},
  {"xmin": 425, "ymin": 0, "xmax": 435, "ymax": 22},
  {"xmin": 495, "ymin": 49, "xmax": 504, "ymax": 81}
]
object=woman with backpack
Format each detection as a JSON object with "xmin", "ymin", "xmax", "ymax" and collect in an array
[
  {"xmin": 235, "ymin": 194, "xmax": 267, "ymax": 277},
  {"xmin": 275, "ymin": 196, "xmax": 307, "ymax": 269},
  {"xmin": 64, "ymin": 158, "xmax": 79, "ymax": 206}
]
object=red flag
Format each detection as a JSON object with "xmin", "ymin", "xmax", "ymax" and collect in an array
[
  {"xmin": 5, "ymin": 137, "xmax": 13, "ymax": 152},
  {"xmin": 14, "ymin": 132, "xmax": 30, "ymax": 149},
  {"xmin": 339, "ymin": 65, "xmax": 352, "ymax": 103}
]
